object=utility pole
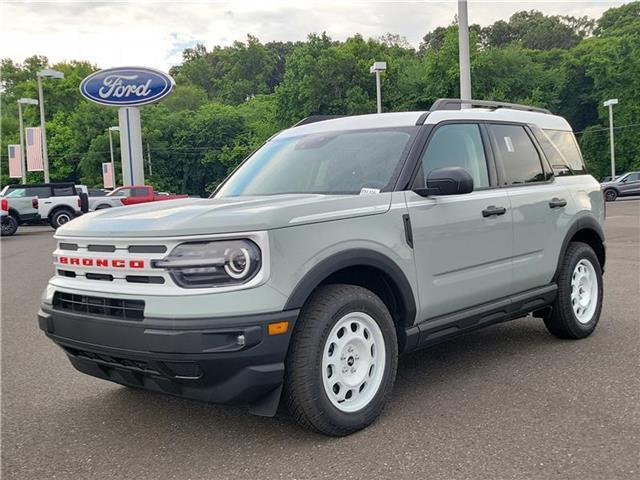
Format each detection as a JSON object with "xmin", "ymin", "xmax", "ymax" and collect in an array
[
  {"xmin": 147, "ymin": 142, "xmax": 152, "ymax": 177},
  {"xmin": 36, "ymin": 69, "xmax": 64, "ymax": 183},
  {"xmin": 604, "ymin": 99, "xmax": 619, "ymax": 179},
  {"xmin": 108, "ymin": 126, "xmax": 119, "ymax": 188},
  {"xmin": 458, "ymin": 0, "xmax": 472, "ymax": 104}
]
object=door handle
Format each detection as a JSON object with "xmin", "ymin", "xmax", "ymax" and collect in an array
[
  {"xmin": 549, "ymin": 198, "xmax": 567, "ymax": 209},
  {"xmin": 482, "ymin": 205, "xmax": 507, "ymax": 217}
]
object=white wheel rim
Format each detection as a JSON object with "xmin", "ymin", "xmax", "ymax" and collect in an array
[
  {"xmin": 321, "ymin": 312, "xmax": 386, "ymax": 413},
  {"xmin": 57, "ymin": 213, "xmax": 71, "ymax": 225},
  {"xmin": 571, "ymin": 259, "xmax": 598, "ymax": 324}
]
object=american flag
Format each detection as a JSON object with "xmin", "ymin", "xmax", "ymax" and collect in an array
[
  {"xmin": 102, "ymin": 162, "xmax": 114, "ymax": 188},
  {"xmin": 7, "ymin": 145, "xmax": 22, "ymax": 178},
  {"xmin": 26, "ymin": 127, "xmax": 44, "ymax": 171}
]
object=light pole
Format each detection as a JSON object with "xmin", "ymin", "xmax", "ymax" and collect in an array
[
  {"xmin": 17, "ymin": 98, "xmax": 39, "ymax": 184},
  {"xmin": 458, "ymin": 0, "xmax": 472, "ymax": 104},
  {"xmin": 37, "ymin": 68, "xmax": 64, "ymax": 183},
  {"xmin": 604, "ymin": 98, "xmax": 619, "ymax": 179},
  {"xmin": 108, "ymin": 126, "xmax": 120, "ymax": 188},
  {"xmin": 369, "ymin": 61, "xmax": 387, "ymax": 114}
]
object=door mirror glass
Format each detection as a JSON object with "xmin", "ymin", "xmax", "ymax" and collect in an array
[{"xmin": 414, "ymin": 166, "xmax": 474, "ymax": 197}]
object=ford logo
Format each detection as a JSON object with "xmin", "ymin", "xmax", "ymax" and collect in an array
[{"xmin": 79, "ymin": 67, "xmax": 174, "ymax": 107}]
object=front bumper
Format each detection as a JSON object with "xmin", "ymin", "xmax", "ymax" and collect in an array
[{"xmin": 38, "ymin": 306, "xmax": 299, "ymax": 412}]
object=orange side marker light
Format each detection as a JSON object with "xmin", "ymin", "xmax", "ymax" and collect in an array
[{"xmin": 268, "ymin": 321, "xmax": 289, "ymax": 336}]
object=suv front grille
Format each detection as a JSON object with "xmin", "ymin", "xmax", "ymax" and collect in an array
[{"xmin": 53, "ymin": 292, "xmax": 145, "ymax": 320}]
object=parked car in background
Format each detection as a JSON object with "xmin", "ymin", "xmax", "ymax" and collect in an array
[
  {"xmin": 601, "ymin": 171, "xmax": 640, "ymax": 201},
  {"xmin": 0, "ymin": 183, "xmax": 84, "ymax": 227},
  {"xmin": 35, "ymin": 185, "xmax": 89, "ymax": 229},
  {"xmin": 89, "ymin": 185, "xmax": 188, "ymax": 210},
  {"xmin": 1, "ymin": 197, "xmax": 18, "ymax": 236},
  {"xmin": 601, "ymin": 175, "xmax": 619, "ymax": 183}
]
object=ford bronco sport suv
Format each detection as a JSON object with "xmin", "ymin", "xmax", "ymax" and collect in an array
[{"xmin": 38, "ymin": 99, "xmax": 605, "ymax": 436}]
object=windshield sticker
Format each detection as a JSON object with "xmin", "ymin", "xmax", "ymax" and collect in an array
[
  {"xmin": 504, "ymin": 136, "xmax": 515, "ymax": 153},
  {"xmin": 360, "ymin": 188, "xmax": 380, "ymax": 195}
]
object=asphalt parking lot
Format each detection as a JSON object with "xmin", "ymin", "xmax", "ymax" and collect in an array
[{"xmin": 1, "ymin": 199, "xmax": 639, "ymax": 480}]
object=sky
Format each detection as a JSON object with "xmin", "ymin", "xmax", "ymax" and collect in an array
[{"xmin": 0, "ymin": 0, "xmax": 632, "ymax": 71}]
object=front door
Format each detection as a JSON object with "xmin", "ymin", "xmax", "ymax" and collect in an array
[
  {"xmin": 406, "ymin": 123, "xmax": 514, "ymax": 321},
  {"xmin": 618, "ymin": 172, "xmax": 640, "ymax": 196}
]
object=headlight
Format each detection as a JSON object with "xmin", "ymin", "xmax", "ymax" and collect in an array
[{"xmin": 153, "ymin": 239, "xmax": 262, "ymax": 288}]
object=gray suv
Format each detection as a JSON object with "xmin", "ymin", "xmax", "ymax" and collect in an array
[
  {"xmin": 38, "ymin": 99, "xmax": 605, "ymax": 436},
  {"xmin": 601, "ymin": 171, "xmax": 640, "ymax": 201}
]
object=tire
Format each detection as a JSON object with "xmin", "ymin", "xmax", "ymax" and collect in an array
[
  {"xmin": 95, "ymin": 204, "xmax": 112, "ymax": 210},
  {"xmin": 544, "ymin": 242, "xmax": 603, "ymax": 339},
  {"xmin": 604, "ymin": 189, "xmax": 618, "ymax": 202},
  {"xmin": 49, "ymin": 208, "xmax": 74, "ymax": 229},
  {"xmin": 284, "ymin": 284, "xmax": 398, "ymax": 436},
  {"xmin": 1, "ymin": 216, "xmax": 18, "ymax": 237}
]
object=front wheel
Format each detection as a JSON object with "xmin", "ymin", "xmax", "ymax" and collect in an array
[
  {"xmin": 1, "ymin": 216, "xmax": 18, "ymax": 236},
  {"xmin": 604, "ymin": 189, "xmax": 618, "ymax": 202},
  {"xmin": 544, "ymin": 242, "xmax": 603, "ymax": 339},
  {"xmin": 49, "ymin": 209, "xmax": 74, "ymax": 229},
  {"xmin": 284, "ymin": 284, "xmax": 398, "ymax": 436}
]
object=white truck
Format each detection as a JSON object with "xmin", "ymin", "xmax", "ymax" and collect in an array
[{"xmin": 36, "ymin": 184, "xmax": 89, "ymax": 229}]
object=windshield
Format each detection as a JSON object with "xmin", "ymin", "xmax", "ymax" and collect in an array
[{"xmin": 215, "ymin": 127, "xmax": 416, "ymax": 197}]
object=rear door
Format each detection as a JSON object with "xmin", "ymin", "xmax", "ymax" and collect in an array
[
  {"xmin": 406, "ymin": 122, "xmax": 514, "ymax": 321},
  {"xmin": 488, "ymin": 123, "xmax": 571, "ymax": 292}
]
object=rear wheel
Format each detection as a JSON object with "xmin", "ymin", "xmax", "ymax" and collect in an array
[
  {"xmin": 544, "ymin": 242, "xmax": 603, "ymax": 339},
  {"xmin": 604, "ymin": 189, "xmax": 618, "ymax": 202},
  {"xmin": 50, "ymin": 208, "xmax": 74, "ymax": 229},
  {"xmin": 284, "ymin": 284, "xmax": 398, "ymax": 436},
  {"xmin": 1, "ymin": 216, "xmax": 18, "ymax": 236}
]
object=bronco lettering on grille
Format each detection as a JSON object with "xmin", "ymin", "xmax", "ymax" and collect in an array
[{"xmin": 58, "ymin": 256, "xmax": 145, "ymax": 269}]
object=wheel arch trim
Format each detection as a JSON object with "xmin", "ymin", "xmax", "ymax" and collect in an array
[
  {"xmin": 283, "ymin": 248, "xmax": 417, "ymax": 325},
  {"xmin": 554, "ymin": 215, "xmax": 606, "ymax": 280}
]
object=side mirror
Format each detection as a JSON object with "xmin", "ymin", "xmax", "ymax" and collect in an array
[{"xmin": 413, "ymin": 166, "xmax": 474, "ymax": 197}]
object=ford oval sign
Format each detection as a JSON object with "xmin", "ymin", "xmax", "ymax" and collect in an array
[{"xmin": 79, "ymin": 67, "xmax": 174, "ymax": 107}]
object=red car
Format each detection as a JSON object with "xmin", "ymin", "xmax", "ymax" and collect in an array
[{"xmin": 91, "ymin": 185, "xmax": 188, "ymax": 210}]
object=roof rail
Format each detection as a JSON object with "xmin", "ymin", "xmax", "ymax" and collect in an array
[
  {"xmin": 293, "ymin": 115, "xmax": 345, "ymax": 127},
  {"xmin": 430, "ymin": 98, "xmax": 551, "ymax": 115}
]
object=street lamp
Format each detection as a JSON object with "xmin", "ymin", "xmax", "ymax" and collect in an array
[
  {"xmin": 17, "ymin": 98, "xmax": 39, "ymax": 184},
  {"xmin": 37, "ymin": 68, "xmax": 64, "ymax": 183},
  {"xmin": 108, "ymin": 126, "xmax": 120, "ymax": 188},
  {"xmin": 370, "ymin": 61, "xmax": 387, "ymax": 114},
  {"xmin": 603, "ymin": 99, "xmax": 619, "ymax": 179}
]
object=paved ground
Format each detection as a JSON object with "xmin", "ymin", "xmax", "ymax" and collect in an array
[{"xmin": 2, "ymin": 199, "xmax": 639, "ymax": 480}]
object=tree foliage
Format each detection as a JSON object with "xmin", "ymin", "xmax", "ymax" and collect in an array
[{"xmin": 2, "ymin": 3, "xmax": 638, "ymax": 191}]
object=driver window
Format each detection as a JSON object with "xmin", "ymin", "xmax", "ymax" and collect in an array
[{"xmin": 413, "ymin": 124, "xmax": 489, "ymax": 190}]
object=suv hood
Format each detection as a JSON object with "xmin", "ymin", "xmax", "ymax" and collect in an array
[{"xmin": 59, "ymin": 193, "xmax": 392, "ymax": 237}]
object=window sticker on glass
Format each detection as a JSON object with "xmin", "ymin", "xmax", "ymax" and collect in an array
[
  {"xmin": 360, "ymin": 187, "xmax": 380, "ymax": 195},
  {"xmin": 503, "ymin": 136, "xmax": 515, "ymax": 153}
]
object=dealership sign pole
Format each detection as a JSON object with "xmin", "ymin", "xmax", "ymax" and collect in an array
[{"xmin": 79, "ymin": 67, "xmax": 174, "ymax": 186}]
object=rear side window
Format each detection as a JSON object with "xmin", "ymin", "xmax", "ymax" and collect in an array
[
  {"xmin": 26, "ymin": 186, "xmax": 52, "ymax": 198},
  {"xmin": 52, "ymin": 186, "xmax": 75, "ymax": 196},
  {"xmin": 130, "ymin": 188, "xmax": 148, "ymax": 197},
  {"xmin": 489, "ymin": 124, "xmax": 548, "ymax": 185},
  {"xmin": 543, "ymin": 129, "xmax": 587, "ymax": 175}
]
